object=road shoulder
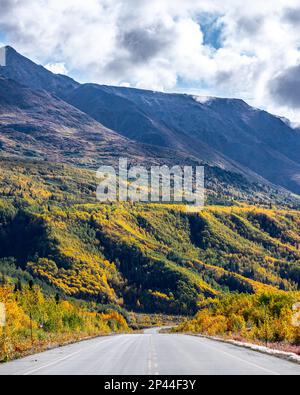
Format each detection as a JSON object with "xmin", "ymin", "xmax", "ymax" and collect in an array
[{"xmin": 186, "ymin": 333, "xmax": 300, "ymax": 365}]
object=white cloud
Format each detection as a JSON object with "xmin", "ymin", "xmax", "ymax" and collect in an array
[
  {"xmin": 192, "ymin": 96, "xmax": 215, "ymax": 105},
  {"xmin": 1, "ymin": 0, "xmax": 300, "ymax": 121},
  {"xmin": 45, "ymin": 62, "xmax": 68, "ymax": 75}
]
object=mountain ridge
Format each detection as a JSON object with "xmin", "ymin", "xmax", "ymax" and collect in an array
[
  {"xmin": 1, "ymin": 46, "xmax": 300, "ymax": 199},
  {"xmin": 0, "ymin": 46, "xmax": 79, "ymax": 96},
  {"xmin": 65, "ymin": 83, "xmax": 300, "ymax": 194}
]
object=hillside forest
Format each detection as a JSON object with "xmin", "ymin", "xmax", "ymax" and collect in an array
[{"xmin": 0, "ymin": 159, "xmax": 299, "ymax": 359}]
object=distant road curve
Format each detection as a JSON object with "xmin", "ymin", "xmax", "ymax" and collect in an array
[{"xmin": 0, "ymin": 329, "xmax": 299, "ymax": 375}]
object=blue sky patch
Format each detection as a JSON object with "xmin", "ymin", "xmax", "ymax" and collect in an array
[
  {"xmin": 0, "ymin": 31, "xmax": 7, "ymax": 44},
  {"xmin": 197, "ymin": 13, "xmax": 224, "ymax": 50}
]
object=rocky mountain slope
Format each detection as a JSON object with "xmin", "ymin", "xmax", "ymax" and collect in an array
[
  {"xmin": 66, "ymin": 84, "xmax": 300, "ymax": 195},
  {"xmin": 1, "ymin": 46, "xmax": 300, "ymax": 196},
  {"xmin": 0, "ymin": 75, "xmax": 209, "ymax": 169},
  {"xmin": 0, "ymin": 76, "xmax": 145, "ymax": 166},
  {"xmin": 0, "ymin": 46, "xmax": 79, "ymax": 96},
  {"xmin": 0, "ymin": 46, "xmax": 294, "ymax": 206}
]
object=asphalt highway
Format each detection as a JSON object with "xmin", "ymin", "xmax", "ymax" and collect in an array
[{"xmin": 0, "ymin": 329, "xmax": 299, "ymax": 375}]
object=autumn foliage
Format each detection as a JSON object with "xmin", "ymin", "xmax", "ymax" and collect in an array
[
  {"xmin": 0, "ymin": 158, "xmax": 300, "ymax": 354},
  {"xmin": 177, "ymin": 292, "xmax": 300, "ymax": 346},
  {"xmin": 0, "ymin": 283, "xmax": 128, "ymax": 361}
]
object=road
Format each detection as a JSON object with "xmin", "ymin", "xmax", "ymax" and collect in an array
[{"xmin": 0, "ymin": 329, "xmax": 299, "ymax": 375}]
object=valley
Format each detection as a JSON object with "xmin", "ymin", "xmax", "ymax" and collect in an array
[
  {"xmin": 0, "ymin": 159, "xmax": 299, "ymax": 315},
  {"xmin": 0, "ymin": 46, "xmax": 299, "ymax": 361}
]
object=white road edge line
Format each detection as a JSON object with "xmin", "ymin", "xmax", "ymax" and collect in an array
[
  {"xmin": 188, "ymin": 336, "xmax": 281, "ymax": 375},
  {"xmin": 21, "ymin": 338, "xmax": 115, "ymax": 376},
  {"xmin": 22, "ymin": 350, "xmax": 83, "ymax": 376}
]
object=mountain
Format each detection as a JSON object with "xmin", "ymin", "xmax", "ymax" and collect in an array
[
  {"xmin": 2, "ymin": 46, "xmax": 300, "ymax": 195},
  {"xmin": 0, "ymin": 75, "xmax": 212, "ymax": 169},
  {"xmin": 0, "ymin": 76, "xmax": 148, "ymax": 167},
  {"xmin": 1, "ymin": 48, "xmax": 293, "ymax": 206},
  {"xmin": 65, "ymin": 84, "xmax": 300, "ymax": 195},
  {"xmin": 0, "ymin": 46, "xmax": 79, "ymax": 96},
  {"xmin": 0, "ymin": 47, "xmax": 300, "ymax": 194}
]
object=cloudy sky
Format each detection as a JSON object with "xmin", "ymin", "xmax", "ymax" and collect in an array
[{"xmin": 1, "ymin": 0, "xmax": 300, "ymax": 123}]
